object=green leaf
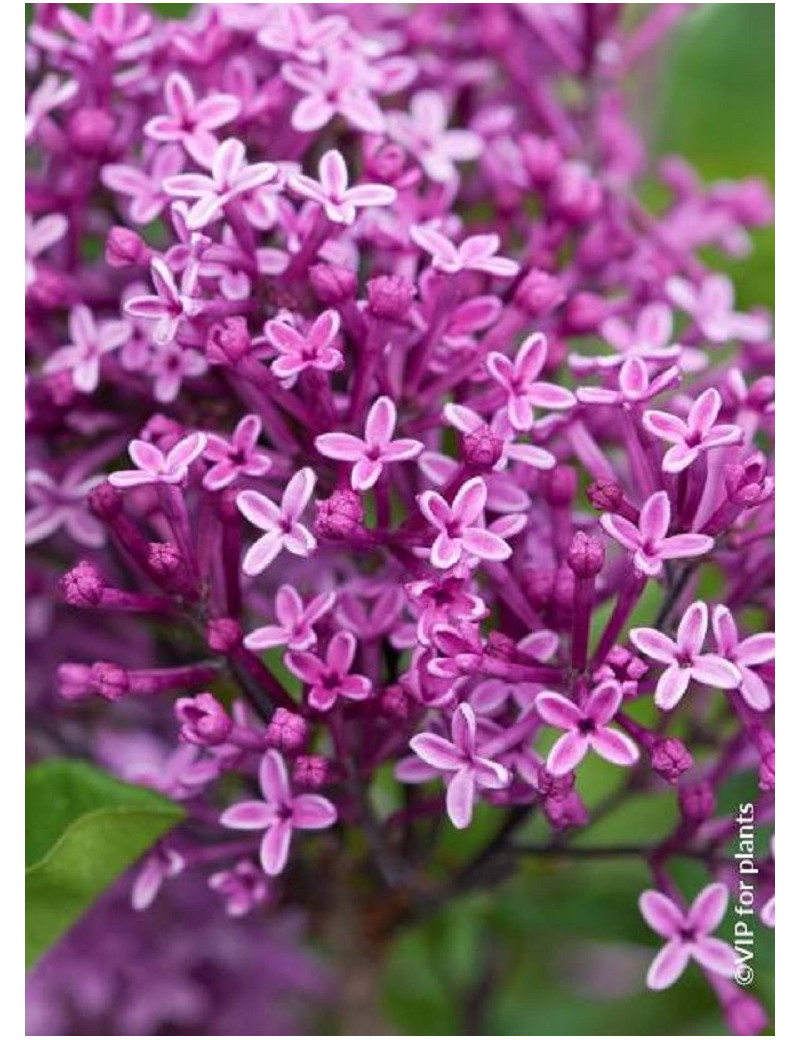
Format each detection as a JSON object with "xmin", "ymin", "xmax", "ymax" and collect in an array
[{"xmin": 26, "ymin": 759, "xmax": 184, "ymax": 969}]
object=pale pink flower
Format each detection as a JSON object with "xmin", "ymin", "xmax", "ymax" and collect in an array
[
  {"xmin": 290, "ymin": 149, "xmax": 396, "ymax": 226},
  {"xmin": 387, "ymin": 90, "xmax": 483, "ymax": 182},
  {"xmin": 409, "ymin": 703, "xmax": 510, "ymax": 829},
  {"xmin": 25, "ymin": 466, "xmax": 105, "ymax": 547},
  {"xmin": 148, "ymin": 342, "xmax": 207, "ymax": 403},
  {"xmin": 640, "ymin": 883, "xmax": 737, "ymax": 989},
  {"xmin": 418, "ymin": 476, "xmax": 514, "ymax": 569},
  {"xmin": 109, "ymin": 432, "xmax": 207, "ymax": 489},
  {"xmin": 220, "ymin": 750, "xmax": 337, "ymax": 876},
  {"xmin": 264, "ymin": 309, "xmax": 343, "ymax": 381},
  {"xmin": 144, "ymin": 71, "xmax": 240, "ymax": 166},
  {"xmin": 630, "ymin": 601, "xmax": 740, "ymax": 710},
  {"xmin": 282, "ymin": 53, "xmax": 385, "ymax": 133},
  {"xmin": 245, "ymin": 585, "xmax": 336, "ymax": 652},
  {"xmin": 202, "ymin": 414, "xmax": 272, "ymax": 491},
  {"xmin": 411, "ymin": 225, "xmax": 519, "ymax": 278},
  {"xmin": 577, "ymin": 357, "xmax": 681, "ymax": 407},
  {"xmin": 536, "ymin": 681, "xmax": 639, "ymax": 776},
  {"xmin": 25, "ymin": 213, "xmax": 68, "ymax": 287},
  {"xmin": 258, "ymin": 5, "xmax": 347, "ymax": 64},
  {"xmin": 131, "ymin": 845, "xmax": 185, "ymax": 911},
  {"xmin": 443, "ymin": 403, "xmax": 556, "ymax": 470},
  {"xmin": 286, "ymin": 630, "xmax": 372, "ymax": 712},
  {"xmin": 315, "ymin": 396, "xmax": 424, "ymax": 491},
  {"xmin": 25, "ymin": 73, "xmax": 78, "ymax": 139},
  {"xmin": 643, "ymin": 388, "xmax": 743, "ymax": 473},
  {"xmin": 486, "ymin": 332, "xmax": 576, "ymax": 432},
  {"xmin": 101, "ymin": 144, "xmax": 185, "ymax": 224},
  {"xmin": 44, "ymin": 304, "xmax": 131, "ymax": 393},
  {"xmin": 667, "ymin": 274, "xmax": 770, "ymax": 344},
  {"xmin": 125, "ymin": 257, "xmax": 204, "ymax": 348},
  {"xmin": 600, "ymin": 490, "xmax": 714, "ymax": 576},
  {"xmin": 584, "ymin": 302, "xmax": 682, "ymax": 371},
  {"xmin": 711, "ymin": 605, "xmax": 775, "ymax": 711},
  {"xmin": 237, "ymin": 468, "xmax": 317, "ymax": 575}
]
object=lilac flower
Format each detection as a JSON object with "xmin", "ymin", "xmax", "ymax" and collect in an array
[
  {"xmin": 101, "ymin": 145, "xmax": 185, "ymax": 225},
  {"xmin": 290, "ymin": 149, "xmax": 396, "ymax": 226},
  {"xmin": 25, "ymin": 73, "xmax": 77, "ymax": 139},
  {"xmin": 44, "ymin": 305, "xmax": 131, "ymax": 393},
  {"xmin": 164, "ymin": 138, "xmax": 278, "ymax": 230},
  {"xmin": 387, "ymin": 90, "xmax": 483, "ymax": 182},
  {"xmin": 535, "ymin": 682, "xmax": 639, "ymax": 776},
  {"xmin": 209, "ymin": 860, "xmax": 270, "ymax": 918},
  {"xmin": 643, "ymin": 388, "xmax": 743, "ymax": 473},
  {"xmin": 244, "ymin": 585, "xmax": 336, "ymax": 652},
  {"xmin": 282, "ymin": 53, "xmax": 385, "ymax": 133},
  {"xmin": 258, "ymin": 5, "xmax": 347, "ymax": 63},
  {"xmin": 131, "ymin": 846, "xmax": 185, "ymax": 911},
  {"xmin": 237, "ymin": 468, "xmax": 317, "ymax": 575},
  {"xmin": 444, "ymin": 403, "xmax": 556, "ymax": 471},
  {"xmin": 109, "ymin": 432, "xmax": 207, "ymax": 489},
  {"xmin": 411, "ymin": 226, "xmax": 520, "ymax": 278},
  {"xmin": 264, "ymin": 310, "xmax": 343, "ymax": 382},
  {"xmin": 221, "ymin": 750, "xmax": 337, "ymax": 876},
  {"xmin": 315, "ymin": 396, "xmax": 424, "ymax": 491},
  {"xmin": 202, "ymin": 414, "xmax": 272, "ymax": 491},
  {"xmin": 600, "ymin": 491, "xmax": 714, "ymax": 576},
  {"xmin": 25, "ymin": 213, "xmax": 68, "ymax": 287},
  {"xmin": 711, "ymin": 605, "xmax": 775, "ymax": 711},
  {"xmin": 25, "ymin": 466, "xmax": 105, "ymax": 547},
  {"xmin": 148, "ymin": 343, "xmax": 208, "ymax": 404},
  {"xmin": 418, "ymin": 476, "xmax": 514, "ymax": 569},
  {"xmin": 486, "ymin": 333, "xmax": 576, "ymax": 432},
  {"xmin": 286, "ymin": 631, "xmax": 372, "ymax": 712},
  {"xmin": 630, "ymin": 602, "xmax": 741, "ymax": 710},
  {"xmin": 573, "ymin": 302, "xmax": 682, "ymax": 372},
  {"xmin": 577, "ymin": 357, "xmax": 681, "ymax": 407},
  {"xmin": 408, "ymin": 703, "xmax": 510, "ymax": 828},
  {"xmin": 124, "ymin": 258, "xmax": 204, "ymax": 348},
  {"xmin": 667, "ymin": 274, "xmax": 770, "ymax": 344},
  {"xmin": 144, "ymin": 72, "xmax": 240, "ymax": 166},
  {"xmin": 639, "ymin": 883, "xmax": 737, "ymax": 989}
]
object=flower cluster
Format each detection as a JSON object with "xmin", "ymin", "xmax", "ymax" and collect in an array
[{"xmin": 26, "ymin": 4, "xmax": 774, "ymax": 1032}]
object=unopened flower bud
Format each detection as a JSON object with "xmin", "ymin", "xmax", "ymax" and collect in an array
[
  {"xmin": 88, "ymin": 481, "xmax": 123, "ymax": 520},
  {"xmin": 315, "ymin": 489, "xmax": 364, "ymax": 539},
  {"xmin": 520, "ymin": 134, "xmax": 562, "ymax": 186},
  {"xmin": 207, "ymin": 617, "xmax": 243, "ymax": 653},
  {"xmin": 567, "ymin": 531, "xmax": 605, "ymax": 578},
  {"xmin": 61, "ymin": 560, "xmax": 106, "ymax": 606},
  {"xmin": 679, "ymin": 782, "xmax": 715, "ymax": 821},
  {"xmin": 514, "ymin": 268, "xmax": 566, "ymax": 317},
  {"xmin": 206, "ymin": 317, "xmax": 252, "ymax": 366},
  {"xmin": 462, "ymin": 424, "xmax": 504, "ymax": 470},
  {"xmin": 366, "ymin": 275, "xmax": 415, "ymax": 322},
  {"xmin": 68, "ymin": 108, "xmax": 114, "ymax": 155},
  {"xmin": 90, "ymin": 661, "xmax": 130, "ymax": 701},
  {"xmin": 651, "ymin": 738, "xmax": 693, "ymax": 785},
  {"xmin": 293, "ymin": 754, "xmax": 334, "ymax": 789},
  {"xmin": 106, "ymin": 226, "xmax": 150, "ymax": 268},
  {"xmin": 587, "ymin": 479, "xmax": 623, "ymax": 512},
  {"xmin": 265, "ymin": 707, "xmax": 309, "ymax": 753},
  {"xmin": 381, "ymin": 684, "xmax": 413, "ymax": 720},
  {"xmin": 309, "ymin": 263, "xmax": 357, "ymax": 305},
  {"xmin": 544, "ymin": 465, "xmax": 577, "ymax": 507},
  {"xmin": 562, "ymin": 292, "xmax": 607, "ymax": 334},
  {"xmin": 724, "ymin": 994, "xmax": 769, "ymax": 1038},
  {"xmin": 759, "ymin": 749, "xmax": 775, "ymax": 791},
  {"xmin": 549, "ymin": 163, "xmax": 602, "ymax": 224},
  {"xmin": 175, "ymin": 692, "xmax": 232, "ymax": 747}
]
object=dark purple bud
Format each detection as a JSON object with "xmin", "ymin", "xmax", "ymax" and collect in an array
[
  {"xmin": 309, "ymin": 263, "xmax": 357, "ymax": 305},
  {"xmin": 587, "ymin": 479, "xmax": 623, "ymax": 512},
  {"xmin": 366, "ymin": 275, "xmax": 415, "ymax": 322},
  {"xmin": 293, "ymin": 754, "xmax": 335, "ymax": 789},
  {"xmin": 514, "ymin": 268, "xmax": 566, "ymax": 317},
  {"xmin": 651, "ymin": 738, "xmax": 693, "ymax": 785},
  {"xmin": 61, "ymin": 560, "xmax": 106, "ymax": 607},
  {"xmin": 207, "ymin": 617, "xmax": 243, "ymax": 653},
  {"xmin": 544, "ymin": 465, "xmax": 578, "ymax": 507},
  {"xmin": 562, "ymin": 292, "xmax": 608, "ymax": 334},
  {"xmin": 679, "ymin": 782, "xmax": 715, "ymax": 821},
  {"xmin": 175, "ymin": 692, "xmax": 232, "ymax": 747},
  {"xmin": 106, "ymin": 226, "xmax": 150, "ymax": 268},
  {"xmin": 380, "ymin": 684, "xmax": 413, "ymax": 720},
  {"xmin": 462, "ymin": 424, "xmax": 504, "ymax": 470},
  {"xmin": 549, "ymin": 163, "xmax": 602, "ymax": 224},
  {"xmin": 90, "ymin": 661, "xmax": 130, "ymax": 701},
  {"xmin": 68, "ymin": 108, "xmax": 115, "ymax": 155},
  {"xmin": 206, "ymin": 317, "xmax": 252, "ymax": 366},
  {"xmin": 88, "ymin": 481, "xmax": 123, "ymax": 521},
  {"xmin": 544, "ymin": 789, "xmax": 589, "ymax": 830},
  {"xmin": 567, "ymin": 531, "xmax": 605, "ymax": 578},
  {"xmin": 315, "ymin": 489, "xmax": 364, "ymax": 539},
  {"xmin": 147, "ymin": 542, "xmax": 186, "ymax": 585},
  {"xmin": 265, "ymin": 707, "xmax": 309, "ymax": 753},
  {"xmin": 724, "ymin": 457, "xmax": 774, "ymax": 507}
]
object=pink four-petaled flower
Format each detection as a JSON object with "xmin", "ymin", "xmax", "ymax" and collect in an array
[
  {"xmin": 535, "ymin": 682, "xmax": 639, "ymax": 776},
  {"xmin": 44, "ymin": 304, "xmax": 131, "ymax": 393},
  {"xmin": 125, "ymin": 257, "xmax": 204, "ymax": 348},
  {"xmin": 315, "ymin": 396, "xmax": 424, "ymax": 491},
  {"xmin": 286, "ymin": 630, "xmax": 372, "ymax": 712},
  {"xmin": 409, "ymin": 703, "xmax": 510, "ymax": 829},
  {"xmin": 220, "ymin": 750, "xmax": 337, "ymax": 876},
  {"xmin": 711, "ymin": 605, "xmax": 775, "ymax": 711},
  {"xmin": 236, "ymin": 468, "xmax": 317, "ymax": 575},
  {"xmin": 244, "ymin": 584, "xmax": 336, "ymax": 652},
  {"xmin": 387, "ymin": 90, "xmax": 483, "ymax": 183},
  {"xmin": 102, "ymin": 144, "xmax": 185, "ymax": 225},
  {"xmin": 666, "ymin": 274, "xmax": 770, "ymax": 344},
  {"xmin": 410, "ymin": 226, "xmax": 520, "ymax": 278},
  {"xmin": 264, "ymin": 309, "xmax": 343, "ymax": 382},
  {"xmin": 290, "ymin": 149, "xmax": 397, "ymax": 226},
  {"xmin": 109, "ymin": 432, "xmax": 208, "ymax": 489},
  {"xmin": 202, "ymin": 414, "xmax": 272, "ymax": 490},
  {"xmin": 630, "ymin": 601, "xmax": 740, "ymax": 710},
  {"xmin": 418, "ymin": 476, "xmax": 514, "ymax": 570},
  {"xmin": 281, "ymin": 53, "xmax": 385, "ymax": 134},
  {"xmin": 25, "ymin": 466, "xmax": 106, "ymax": 547},
  {"xmin": 487, "ymin": 332, "xmax": 576, "ymax": 432},
  {"xmin": 639, "ymin": 883, "xmax": 737, "ymax": 990},
  {"xmin": 644, "ymin": 388, "xmax": 743, "ymax": 473},
  {"xmin": 145, "ymin": 71, "xmax": 240, "ymax": 166},
  {"xmin": 600, "ymin": 490, "xmax": 714, "ymax": 577}
]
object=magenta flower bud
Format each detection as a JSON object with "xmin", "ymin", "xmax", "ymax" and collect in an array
[
  {"xmin": 544, "ymin": 789, "xmax": 589, "ymax": 830},
  {"xmin": 679, "ymin": 782, "xmax": 715, "ymax": 821},
  {"xmin": 147, "ymin": 542, "xmax": 185, "ymax": 582},
  {"xmin": 549, "ymin": 163, "xmax": 602, "ymax": 224},
  {"xmin": 207, "ymin": 617, "xmax": 243, "ymax": 653},
  {"xmin": 315, "ymin": 489, "xmax": 364, "ymax": 539},
  {"xmin": 175, "ymin": 692, "xmax": 232, "ymax": 747},
  {"xmin": 57, "ymin": 663, "xmax": 94, "ymax": 702},
  {"xmin": 293, "ymin": 754, "xmax": 334, "ymax": 789},
  {"xmin": 364, "ymin": 141, "xmax": 408, "ymax": 184},
  {"xmin": 309, "ymin": 263, "xmax": 357, "ymax": 306},
  {"xmin": 567, "ymin": 531, "xmax": 605, "ymax": 578},
  {"xmin": 265, "ymin": 707, "xmax": 309, "ymax": 753},
  {"xmin": 106, "ymin": 226, "xmax": 150, "ymax": 269},
  {"xmin": 553, "ymin": 564, "xmax": 575, "ymax": 609},
  {"xmin": 759, "ymin": 749, "xmax": 775, "ymax": 791},
  {"xmin": 724, "ymin": 457, "xmax": 774, "ymax": 507},
  {"xmin": 28, "ymin": 268, "xmax": 72, "ymax": 309},
  {"xmin": 60, "ymin": 560, "xmax": 106, "ymax": 606},
  {"xmin": 88, "ymin": 481, "xmax": 123, "ymax": 521},
  {"xmin": 520, "ymin": 134, "xmax": 562, "ymax": 186},
  {"xmin": 522, "ymin": 568, "xmax": 555, "ymax": 609},
  {"xmin": 544, "ymin": 465, "xmax": 578, "ymax": 507},
  {"xmin": 90, "ymin": 661, "xmax": 130, "ymax": 702},
  {"xmin": 723, "ymin": 994, "xmax": 769, "ymax": 1037},
  {"xmin": 381, "ymin": 684, "xmax": 413, "ymax": 720},
  {"xmin": 514, "ymin": 268, "xmax": 566, "ymax": 317},
  {"xmin": 366, "ymin": 275, "xmax": 415, "ymax": 322},
  {"xmin": 206, "ymin": 317, "xmax": 252, "ymax": 366},
  {"xmin": 651, "ymin": 737, "xmax": 693, "ymax": 785},
  {"xmin": 68, "ymin": 108, "xmax": 115, "ymax": 155},
  {"xmin": 587, "ymin": 479, "xmax": 623, "ymax": 512},
  {"xmin": 462, "ymin": 424, "xmax": 504, "ymax": 470},
  {"xmin": 562, "ymin": 292, "xmax": 607, "ymax": 334}
]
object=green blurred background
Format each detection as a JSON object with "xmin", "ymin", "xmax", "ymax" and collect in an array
[{"xmin": 36, "ymin": 4, "xmax": 775, "ymax": 1034}]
